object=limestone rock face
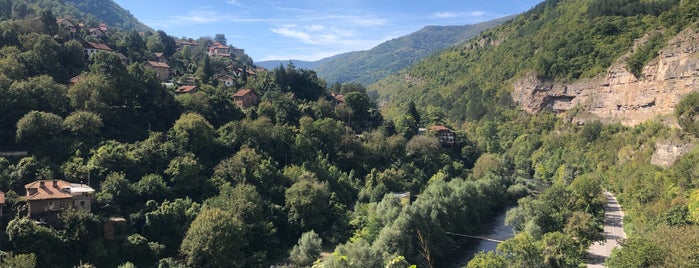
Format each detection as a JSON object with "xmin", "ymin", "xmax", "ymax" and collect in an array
[
  {"xmin": 513, "ymin": 27, "xmax": 699, "ymax": 126},
  {"xmin": 650, "ymin": 140, "xmax": 694, "ymax": 167}
]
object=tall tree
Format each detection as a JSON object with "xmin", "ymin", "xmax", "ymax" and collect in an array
[{"xmin": 180, "ymin": 207, "xmax": 247, "ymax": 267}]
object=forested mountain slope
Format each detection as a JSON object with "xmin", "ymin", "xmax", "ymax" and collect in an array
[
  {"xmin": 314, "ymin": 17, "xmax": 511, "ymax": 85},
  {"xmin": 371, "ymin": 0, "xmax": 698, "ymax": 126},
  {"xmin": 1, "ymin": 0, "xmax": 150, "ymax": 32},
  {"xmin": 259, "ymin": 17, "xmax": 510, "ymax": 86}
]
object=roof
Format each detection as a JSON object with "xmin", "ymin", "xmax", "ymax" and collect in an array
[
  {"xmin": 84, "ymin": 41, "xmax": 112, "ymax": 51},
  {"xmin": 429, "ymin": 125, "xmax": 452, "ymax": 132},
  {"xmin": 24, "ymin": 180, "xmax": 94, "ymax": 201},
  {"xmin": 175, "ymin": 85, "xmax": 198, "ymax": 93},
  {"xmin": 69, "ymin": 75, "xmax": 83, "ymax": 83},
  {"xmin": 233, "ymin": 89, "xmax": 256, "ymax": 97},
  {"xmin": 332, "ymin": 93, "xmax": 345, "ymax": 102},
  {"xmin": 154, "ymin": 53, "xmax": 164, "ymax": 58},
  {"xmin": 146, "ymin": 61, "xmax": 170, "ymax": 68},
  {"xmin": 0, "ymin": 191, "xmax": 4, "ymax": 204}
]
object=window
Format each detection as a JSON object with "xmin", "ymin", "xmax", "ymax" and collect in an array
[
  {"xmin": 48, "ymin": 201, "xmax": 55, "ymax": 210},
  {"xmin": 80, "ymin": 200, "xmax": 86, "ymax": 207}
]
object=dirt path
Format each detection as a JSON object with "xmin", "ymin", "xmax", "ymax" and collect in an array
[{"xmin": 587, "ymin": 191, "xmax": 626, "ymax": 267}]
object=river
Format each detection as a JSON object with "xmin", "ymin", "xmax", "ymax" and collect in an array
[{"xmin": 449, "ymin": 207, "xmax": 515, "ymax": 268}]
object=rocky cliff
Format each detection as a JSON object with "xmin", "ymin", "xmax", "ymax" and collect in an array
[{"xmin": 513, "ymin": 27, "xmax": 699, "ymax": 126}]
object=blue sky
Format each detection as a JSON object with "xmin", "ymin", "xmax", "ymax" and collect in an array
[{"xmin": 113, "ymin": 0, "xmax": 543, "ymax": 62}]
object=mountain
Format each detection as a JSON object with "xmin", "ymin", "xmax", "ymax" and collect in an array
[
  {"xmin": 257, "ymin": 16, "xmax": 511, "ymax": 85},
  {"xmin": 315, "ymin": 18, "xmax": 512, "ymax": 85},
  {"xmin": 15, "ymin": 0, "xmax": 150, "ymax": 32},
  {"xmin": 256, "ymin": 58, "xmax": 331, "ymax": 70},
  {"xmin": 370, "ymin": 0, "xmax": 699, "ymax": 125}
]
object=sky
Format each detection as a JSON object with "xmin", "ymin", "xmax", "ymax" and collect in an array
[{"xmin": 113, "ymin": 0, "xmax": 543, "ymax": 62}]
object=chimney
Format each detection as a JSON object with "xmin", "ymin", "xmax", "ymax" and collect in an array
[
  {"xmin": 39, "ymin": 181, "xmax": 45, "ymax": 187},
  {"xmin": 53, "ymin": 180, "xmax": 58, "ymax": 188}
]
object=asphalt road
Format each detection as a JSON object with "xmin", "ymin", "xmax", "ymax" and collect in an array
[{"xmin": 587, "ymin": 191, "xmax": 626, "ymax": 268}]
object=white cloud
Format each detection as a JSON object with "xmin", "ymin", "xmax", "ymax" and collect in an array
[{"xmin": 271, "ymin": 26, "xmax": 317, "ymax": 44}]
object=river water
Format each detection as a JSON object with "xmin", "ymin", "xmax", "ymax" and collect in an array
[{"xmin": 449, "ymin": 207, "xmax": 515, "ymax": 268}]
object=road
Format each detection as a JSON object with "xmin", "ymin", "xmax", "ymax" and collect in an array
[{"xmin": 587, "ymin": 191, "xmax": 626, "ymax": 267}]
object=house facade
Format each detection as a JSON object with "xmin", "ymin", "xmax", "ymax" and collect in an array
[
  {"xmin": 429, "ymin": 125, "xmax": 456, "ymax": 145},
  {"xmin": 23, "ymin": 180, "xmax": 94, "ymax": 218},
  {"xmin": 145, "ymin": 61, "xmax": 170, "ymax": 82},
  {"xmin": 217, "ymin": 74, "xmax": 236, "ymax": 87},
  {"xmin": 233, "ymin": 89, "xmax": 260, "ymax": 109},
  {"xmin": 208, "ymin": 42, "xmax": 230, "ymax": 58},
  {"xmin": 83, "ymin": 41, "xmax": 113, "ymax": 59}
]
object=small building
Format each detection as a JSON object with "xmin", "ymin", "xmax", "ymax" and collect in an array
[
  {"xmin": 154, "ymin": 52, "xmax": 167, "ymax": 63},
  {"xmin": 144, "ymin": 61, "xmax": 170, "ymax": 82},
  {"xmin": 208, "ymin": 42, "xmax": 230, "ymax": 58},
  {"xmin": 89, "ymin": 27, "xmax": 106, "ymax": 37},
  {"xmin": 176, "ymin": 39, "xmax": 198, "ymax": 50},
  {"xmin": 0, "ymin": 191, "xmax": 5, "ymax": 217},
  {"xmin": 23, "ymin": 180, "xmax": 94, "ymax": 218},
  {"xmin": 217, "ymin": 74, "xmax": 236, "ymax": 87},
  {"xmin": 429, "ymin": 125, "xmax": 455, "ymax": 145},
  {"xmin": 68, "ymin": 74, "xmax": 84, "ymax": 87},
  {"xmin": 56, "ymin": 18, "xmax": 78, "ymax": 34},
  {"xmin": 175, "ymin": 85, "xmax": 199, "ymax": 94},
  {"xmin": 83, "ymin": 41, "xmax": 113, "ymax": 59},
  {"xmin": 233, "ymin": 89, "xmax": 260, "ymax": 109},
  {"xmin": 331, "ymin": 93, "xmax": 345, "ymax": 104}
]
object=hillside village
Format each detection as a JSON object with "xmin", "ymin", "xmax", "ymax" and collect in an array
[{"xmin": 54, "ymin": 16, "xmax": 267, "ymax": 111}]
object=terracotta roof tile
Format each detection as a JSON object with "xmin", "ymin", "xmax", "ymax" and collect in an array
[
  {"xmin": 84, "ymin": 41, "xmax": 112, "ymax": 51},
  {"xmin": 175, "ymin": 85, "xmax": 198, "ymax": 93},
  {"xmin": 24, "ymin": 180, "xmax": 75, "ymax": 201},
  {"xmin": 233, "ymin": 89, "xmax": 255, "ymax": 97},
  {"xmin": 147, "ymin": 61, "xmax": 170, "ymax": 68},
  {"xmin": 429, "ymin": 125, "xmax": 451, "ymax": 132}
]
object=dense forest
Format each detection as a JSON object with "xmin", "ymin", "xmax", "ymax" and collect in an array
[{"xmin": 0, "ymin": 0, "xmax": 698, "ymax": 267}]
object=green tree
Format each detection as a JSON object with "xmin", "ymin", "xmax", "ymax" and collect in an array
[
  {"xmin": 180, "ymin": 207, "xmax": 247, "ymax": 267},
  {"xmin": 607, "ymin": 237, "xmax": 664, "ymax": 268},
  {"xmin": 6, "ymin": 217, "xmax": 67, "ymax": 266},
  {"xmin": 675, "ymin": 92, "xmax": 699, "ymax": 137},
  {"xmin": 205, "ymin": 183, "xmax": 277, "ymax": 265},
  {"xmin": 39, "ymin": 10, "xmax": 57, "ymax": 35},
  {"xmin": 63, "ymin": 111, "xmax": 103, "ymax": 152},
  {"xmin": 467, "ymin": 251, "xmax": 507, "ymax": 268},
  {"xmin": 59, "ymin": 208, "xmax": 106, "ymax": 265},
  {"xmin": 143, "ymin": 198, "xmax": 200, "ymax": 256},
  {"xmin": 290, "ymin": 230, "xmax": 323, "ymax": 267},
  {"xmin": 164, "ymin": 154, "xmax": 207, "ymax": 199},
  {"xmin": 285, "ymin": 175, "xmax": 331, "ymax": 232},
  {"xmin": 0, "ymin": 251, "xmax": 36, "ymax": 268},
  {"xmin": 171, "ymin": 112, "xmax": 216, "ymax": 157},
  {"xmin": 97, "ymin": 172, "xmax": 136, "ymax": 214},
  {"xmin": 15, "ymin": 111, "xmax": 65, "ymax": 157}
]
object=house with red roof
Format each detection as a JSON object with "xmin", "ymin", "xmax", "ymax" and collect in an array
[
  {"xmin": 175, "ymin": 85, "xmax": 199, "ymax": 94},
  {"xmin": 144, "ymin": 61, "xmax": 171, "ymax": 82},
  {"xmin": 23, "ymin": 180, "xmax": 94, "ymax": 218},
  {"xmin": 56, "ymin": 18, "xmax": 78, "ymax": 34},
  {"xmin": 83, "ymin": 41, "xmax": 113, "ymax": 59},
  {"xmin": 233, "ymin": 89, "xmax": 260, "ymax": 109},
  {"xmin": 429, "ymin": 125, "xmax": 455, "ymax": 145},
  {"xmin": 208, "ymin": 42, "xmax": 231, "ymax": 58}
]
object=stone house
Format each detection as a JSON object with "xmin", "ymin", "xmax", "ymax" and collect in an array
[
  {"xmin": 233, "ymin": 89, "xmax": 260, "ymax": 109},
  {"xmin": 23, "ymin": 180, "xmax": 94, "ymax": 218}
]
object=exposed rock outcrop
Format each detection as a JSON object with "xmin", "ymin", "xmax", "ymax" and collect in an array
[
  {"xmin": 513, "ymin": 27, "xmax": 699, "ymax": 126},
  {"xmin": 651, "ymin": 140, "xmax": 694, "ymax": 167}
]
